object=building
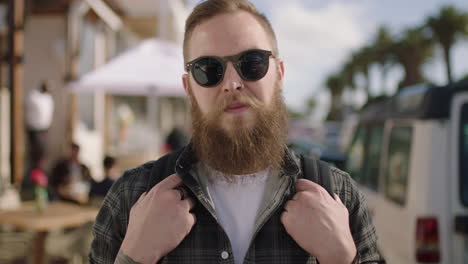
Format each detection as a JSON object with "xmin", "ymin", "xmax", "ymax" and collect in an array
[{"xmin": 0, "ymin": 0, "xmax": 190, "ymax": 200}]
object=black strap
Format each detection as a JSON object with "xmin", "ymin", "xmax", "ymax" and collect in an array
[
  {"xmin": 300, "ymin": 155, "xmax": 336, "ymax": 264},
  {"xmin": 146, "ymin": 148, "xmax": 185, "ymax": 192},
  {"xmin": 300, "ymin": 155, "xmax": 334, "ymax": 197}
]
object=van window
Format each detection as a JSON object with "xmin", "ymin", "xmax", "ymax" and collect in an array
[
  {"xmin": 364, "ymin": 126, "xmax": 384, "ymax": 191},
  {"xmin": 385, "ymin": 126, "xmax": 413, "ymax": 205},
  {"xmin": 460, "ymin": 103, "xmax": 468, "ymax": 206},
  {"xmin": 346, "ymin": 125, "xmax": 384, "ymax": 192},
  {"xmin": 347, "ymin": 127, "xmax": 366, "ymax": 183}
]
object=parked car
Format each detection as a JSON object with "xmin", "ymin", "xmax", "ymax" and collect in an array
[
  {"xmin": 321, "ymin": 121, "xmax": 343, "ymax": 152},
  {"xmin": 288, "ymin": 138, "xmax": 346, "ymax": 169},
  {"xmin": 345, "ymin": 81, "xmax": 468, "ymax": 263}
]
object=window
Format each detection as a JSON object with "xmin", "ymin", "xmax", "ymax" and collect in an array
[
  {"xmin": 346, "ymin": 127, "xmax": 367, "ymax": 183},
  {"xmin": 385, "ymin": 126, "xmax": 413, "ymax": 205},
  {"xmin": 346, "ymin": 124, "xmax": 384, "ymax": 192},
  {"xmin": 460, "ymin": 103, "xmax": 468, "ymax": 206},
  {"xmin": 78, "ymin": 93, "xmax": 95, "ymax": 130},
  {"xmin": 363, "ymin": 126, "xmax": 384, "ymax": 191},
  {"xmin": 109, "ymin": 96, "xmax": 149, "ymax": 155}
]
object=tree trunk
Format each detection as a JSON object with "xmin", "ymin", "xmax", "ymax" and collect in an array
[
  {"xmin": 399, "ymin": 58, "xmax": 424, "ymax": 90},
  {"xmin": 380, "ymin": 65, "xmax": 389, "ymax": 96},
  {"xmin": 362, "ymin": 69, "xmax": 372, "ymax": 101},
  {"xmin": 328, "ymin": 92, "xmax": 342, "ymax": 121},
  {"xmin": 443, "ymin": 45, "xmax": 453, "ymax": 84}
]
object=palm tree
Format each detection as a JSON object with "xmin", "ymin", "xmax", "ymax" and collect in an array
[
  {"xmin": 372, "ymin": 26, "xmax": 395, "ymax": 94},
  {"xmin": 305, "ymin": 97, "xmax": 317, "ymax": 117},
  {"xmin": 341, "ymin": 59, "xmax": 357, "ymax": 91},
  {"xmin": 393, "ymin": 26, "xmax": 434, "ymax": 89},
  {"xmin": 427, "ymin": 5, "xmax": 468, "ymax": 84},
  {"xmin": 325, "ymin": 74, "xmax": 345, "ymax": 120},
  {"xmin": 351, "ymin": 46, "xmax": 374, "ymax": 99},
  {"xmin": 338, "ymin": 59, "xmax": 361, "ymax": 108}
]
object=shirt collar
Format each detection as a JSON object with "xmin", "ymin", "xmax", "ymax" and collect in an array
[{"xmin": 175, "ymin": 143, "xmax": 301, "ymax": 182}]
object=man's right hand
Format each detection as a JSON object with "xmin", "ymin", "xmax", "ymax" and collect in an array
[{"xmin": 117, "ymin": 174, "xmax": 196, "ymax": 264}]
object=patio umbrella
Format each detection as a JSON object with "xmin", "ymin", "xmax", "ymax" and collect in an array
[{"xmin": 67, "ymin": 38, "xmax": 185, "ymax": 97}]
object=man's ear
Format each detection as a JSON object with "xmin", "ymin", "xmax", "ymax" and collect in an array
[
  {"xmin": 277, "ymin": 59, "xmax": 285, "ymax": 81},
  {"xmin": 182, "ymin": 74, "xmax": 189, "ymax": 94}
]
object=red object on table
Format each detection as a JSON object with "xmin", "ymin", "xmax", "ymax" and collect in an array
[{"xmin": 30, "ymin": 169, "xmax": 48, "ymax": 187}]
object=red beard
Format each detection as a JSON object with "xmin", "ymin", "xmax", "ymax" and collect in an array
[{"xmin": 189, "ymin": 82, "xmax": 289, "ymax": 176}]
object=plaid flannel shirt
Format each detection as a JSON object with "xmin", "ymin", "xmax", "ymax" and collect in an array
[{"xmin": 89, "ymin": 146, "xmax": 384, "ymax": 264}]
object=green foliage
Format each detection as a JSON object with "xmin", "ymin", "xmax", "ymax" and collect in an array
[
  {"xmin": 288, "ymin": 108, "xmax": 305, "ymax": 119},
  {"xmin": 426, "ymin": 5, "xmax": 468, "ymax": 83},
  {"xmin": 324, "ymin": 73, "xmax": 346, "ymax": 120},
  {"xmin": 325, "ymin": 74, "xmax": 345, "ymax": 96},
  {"xmin": 427, "ymin": 5, "xmax": 468, "ymax": 48},
  {"xmin": 393, "ymin": 26, "xmax": 434, "ymax": 88},
  {"xmin": 305, "ymin": 97, "xmax": 317, "ymax": 115},
  {"xmin": 372, "ymin": 26, "xmax": 396, "ymax": 75}
]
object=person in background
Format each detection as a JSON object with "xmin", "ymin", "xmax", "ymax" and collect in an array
[
  {"xmin": 90, "ymin": 156, "xmax": 119, "ymax": 198},
  {"xmin": 25, "ymin": 80, "xmax": 54, "ymax": 167},
  {"xmin": 50, "ymin": 143, "xmax": 92, "ymax": 204},
  {"xmin": 163, "ymin": 127, "xmax": 189, "ymax": 153}
]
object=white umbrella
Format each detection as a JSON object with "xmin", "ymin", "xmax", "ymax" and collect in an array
[{"xmin": 67, "ymin": 38, "xmax": 186, "ymax": 97}]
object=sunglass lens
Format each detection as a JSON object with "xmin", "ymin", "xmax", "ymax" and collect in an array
[
  {"xmin": 239, "ymin": 51, "xmax": 269, "ymax": 81},
  {"xmin": 192, "ymin": 58, "xmax": 224, "ymax": 87}
]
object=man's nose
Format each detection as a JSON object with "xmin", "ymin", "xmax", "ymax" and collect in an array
[{"xmin": 222, "ymin": 62, "xmax": 244, "ymax": 93}]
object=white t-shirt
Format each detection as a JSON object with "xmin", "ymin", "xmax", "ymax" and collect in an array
[
  {"xmin": 206, "ymin": 168, "xmax": 269, "ymax": 264},
  {"xmin": 25, "ymin": 89, "xmax": 54, "ymax": 131}
]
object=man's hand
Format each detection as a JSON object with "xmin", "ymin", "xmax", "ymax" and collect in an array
[
  {"xmin": 118, "ymin": 174, "xmax": 196, "ymax": 264},
  {"xmin": 281, "ymin": 179, "xmax": 357, "ymax": 264}
]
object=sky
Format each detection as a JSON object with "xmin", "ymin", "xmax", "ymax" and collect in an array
[{"xmin": 189, "ymin": 0, "xmax": 468, "ymax": 119}]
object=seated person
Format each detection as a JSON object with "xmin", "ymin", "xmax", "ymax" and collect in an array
[
  {"xmin": 162, "ymin": 127, "xmax": 189, "ymax": 153},
  {"xmin": 50, "ymin": 143, "xmax": 92, "ymax": 204},
  {"xmin": 90, "ymin": 156, "xmax": 119, "ymax": 198}
]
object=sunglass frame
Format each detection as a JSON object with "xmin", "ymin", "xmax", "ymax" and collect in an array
[{"xmin": 185, "ymin": 49, "xmax": 274, "ymax": 87}]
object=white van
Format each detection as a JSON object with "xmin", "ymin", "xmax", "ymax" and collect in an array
[{"xmin": 345, "ymin": 81, "xmax": 468, "ymax": 264}]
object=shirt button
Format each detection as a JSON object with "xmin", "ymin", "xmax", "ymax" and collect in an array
[{"xmin": 221, "ymin": 251, "xmax": 229, "ymax": 260}]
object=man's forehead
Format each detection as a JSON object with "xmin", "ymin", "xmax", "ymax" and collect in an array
[{"xmin": 187, "ymin": 11, "xmax": 273, "ymax": 60}]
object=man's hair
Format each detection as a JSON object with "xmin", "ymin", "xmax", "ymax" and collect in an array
[
  {"xmin": 183, "ymin": 0, "xmax": 279, "ymax": 63},
  {"xmin": 103, "ymin": 156, "xmax": 116, "ymax": 170},
  {"xmin": 40, "ymin": 81, "xmax": 49, "ymax": 93},
  {"xmin": 71, "ymin": 142, "xmax": 80, "ymax": 151}
]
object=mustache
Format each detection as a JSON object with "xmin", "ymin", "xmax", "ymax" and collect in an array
[{"xmin": 218, "ymin": 93, "xmax": 263, "ymax": 111}]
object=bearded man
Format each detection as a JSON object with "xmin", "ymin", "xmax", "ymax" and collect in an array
[{"xmin": 90, "ymin": 1, "xmax": 384, "ymax": 264}]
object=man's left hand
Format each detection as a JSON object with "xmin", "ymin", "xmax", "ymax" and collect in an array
[{"xmin": 280, "ymin": 179, "xmax": 357, "ymax": 264}]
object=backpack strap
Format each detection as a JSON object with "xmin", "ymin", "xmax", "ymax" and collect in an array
[
  {"xmin": 145, "ymin": 147, "xmax": 186, "ymax": 192},
  {"xmin": 300, "ymin": 155, "xmax": 335, "ymax": 197},
  {"xmin": 300, "ymin": 155, "xmax": 335, "ymax": 264}
]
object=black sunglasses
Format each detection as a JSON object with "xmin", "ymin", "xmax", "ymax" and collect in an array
[{"xmin": 185, "ymin": 49, "xmax": 274, "ymax": 87}]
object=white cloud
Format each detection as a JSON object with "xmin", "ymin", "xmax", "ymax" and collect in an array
[{"xmin": 269, "ymin": 0, "xmax": 371, "ymax": 118}]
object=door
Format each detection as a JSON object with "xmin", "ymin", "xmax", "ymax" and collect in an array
[{"xmin": 450, "ymin": 91, "xmax": 468, "ymax": 263}]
